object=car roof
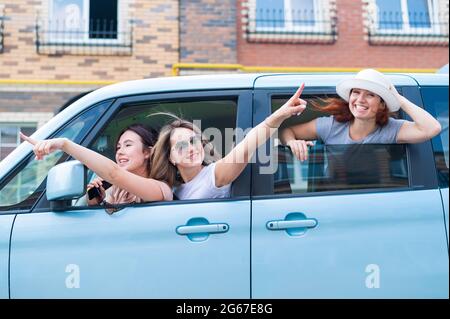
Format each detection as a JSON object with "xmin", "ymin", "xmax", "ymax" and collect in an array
[
  {"xmin": 60, "ymin": 72, "xmax": 446, "ymax": 119},
  {"xmin": 403, "ymin": 73, "xmax": 449, "ymax": 86},
  {"xmin": 252, "ymin": 73, "xmax": 418, "ymax": 88},
  {"xmin": 63, "ymin": 72, "xmax": 447, "ymax": 118}
]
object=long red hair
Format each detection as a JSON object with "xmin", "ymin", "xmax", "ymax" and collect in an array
[{"xmin": 311, "ymin": 96, "xmax": 390, "ymax": 126}]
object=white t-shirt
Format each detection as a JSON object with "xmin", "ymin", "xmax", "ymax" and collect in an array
[{"xmin": 174, "ymin": 163, "xmax": 231, "ymax": 200}]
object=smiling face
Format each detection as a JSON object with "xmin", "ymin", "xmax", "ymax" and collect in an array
[
  {"xmin": 115, "ymin": 130, "xmax": 151, "ymax": 174},
  {"xmin": 348, "ymin": 88, "xmax": 385, "ymax": 121},
  {"xmin": 169, "ymin": 127, "xmax": 205, "ymax": 169}
]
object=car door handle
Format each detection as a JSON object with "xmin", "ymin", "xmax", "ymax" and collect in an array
[
  {"xmin": 266, "ymin": 219, "xmax": 317, "ymax": 230},
  {"xmin": 176, "ymin": 223, "xmax": 229, "ymax": 235}
]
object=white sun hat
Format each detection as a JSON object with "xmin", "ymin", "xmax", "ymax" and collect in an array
[{"xmin": 336, "ymin": 69, "xmax": 401, "ymax": 112}]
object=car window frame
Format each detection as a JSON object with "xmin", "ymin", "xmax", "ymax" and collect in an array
[
  {"xmin": 418, "ymin": 85, "xmax": 449, "ymax": 189},
  {"xmin": 251, "ymin": 85, "xmax": 439, "ymax": 199},
  {"xmin": 30, "ymin": 89, "xmax": 253, "ymax": 213},
  {"xmin": 0, "ymin": 100, "xmax": 115, "ymax": 215}
]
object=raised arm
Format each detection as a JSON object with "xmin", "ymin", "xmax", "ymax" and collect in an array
[
  {"xmin": 20, "ymin": 133, "xmax": 172, "ymax": 201},
  {"xmin": 393, "ymin": 88, "xmax": 442, "ymax": 143},
  {"xmin": 214, "ymin": 84, "xmax": 307, "ymax": 187}
]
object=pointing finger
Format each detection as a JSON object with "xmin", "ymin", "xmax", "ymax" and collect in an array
[
  {"xmin": 292, "ymin": 83, "xmax": 305, "ymax": 100},
  {"xmin": 19, "ymin": 132, "xmax": 38, "ymax": 146}
]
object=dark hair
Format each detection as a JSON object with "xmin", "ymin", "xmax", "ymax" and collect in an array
[
  {"xmin": 116, "ymin": 124, "xmax": 158, "ymax": 176},
  {"xmin": 311, "ymin": 92, "xmax": 390, "ymax": 126}
]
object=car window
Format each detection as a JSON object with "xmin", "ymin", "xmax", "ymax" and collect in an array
[
  {"xmin": 0, "ymin": 101, "xmax": 111, "ymax": 211},
  {"xmin": 421, "ymin": 86, "xmax": 449, "ymax": 188},
  {"xmin": 271, "ymin": 93, "xmax": 408, "ymax": 195},
  {"xmin": 274, "ymin": 143, "xmax": 409, "ymax": 195},
  {"xmin": 82, "ymin": 97, "xmax": 238, "ymax": 203}
]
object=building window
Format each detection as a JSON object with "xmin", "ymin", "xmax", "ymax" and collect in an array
[
  {"xmin": 0, "ymin": 125, "xmax": 37, "ymax": 160},
  {"xmin": 36, "ymin": 0, "xmax": 133, "ymax": 55},
  {"xmin": 256, "ymin": 0, "xmax": 316, "ymax": 30},
  {"xmin": 49, "ymin": 0, "xmax": 118, "ymax": 41},
  {"xmin": 366, "ymin": 0, "xmax": 449, "ymax": 45},
  {"xmin": 244, "ymin": 0, "xmax": 338, "ymax": 44}
]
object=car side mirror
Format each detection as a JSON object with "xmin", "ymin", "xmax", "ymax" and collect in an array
[{"xmin": 46, "ymin": 160, "xmax": 86, "ymax": 211}]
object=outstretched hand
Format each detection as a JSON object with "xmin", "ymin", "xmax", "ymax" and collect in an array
[
  {"xmin": 20, "ymin": 132, "xmax": 66, "ymax": 160},
  {"xmin": 277, "ymin": 83, "xmax": 308, "ymax": 120},
  {"xmin": 19, "ymin": 132, "xmax": 37, "ymax": 145},
  {"xmin": 265, "ymin": 83, "xmax": 308, "ymax": 129}
]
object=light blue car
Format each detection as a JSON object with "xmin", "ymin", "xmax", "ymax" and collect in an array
[{"xmin": 0, "ymin": 73, "xmax": 448, "ymax": 298}]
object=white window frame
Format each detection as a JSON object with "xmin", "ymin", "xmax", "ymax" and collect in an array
[
  {"xmin": 47, "ymin": 0, "xmax": 124, "ymax": 44},
  {"xmin": 373, "ymin": 0, "xmax": 441, "ymax": 35},
  {"xmin": 0, "ymin": 123, "xmax": 37, "ymax": 159},
  {"xmin": 249, "ymin": 0, "xmax": 330, "ymax": 33},
  {"xmin": 0, "ymin": 4, "xmax": 4, "ymax": 52}
]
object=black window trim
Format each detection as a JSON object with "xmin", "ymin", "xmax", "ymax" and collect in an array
[
  {"xmin": 251, "ymin": 86, "xmax": 439, "ymax": 199},
  {"xmin": 417, "ymin": 85, "xmax": 449, "ymax": 189},
  {"xmin": 401, "ymin": 85, "xmax": 439, "ymax": 189},
  {"xmin": 30, "ymin": 89, "xmax": 253, "ymax": 214}
]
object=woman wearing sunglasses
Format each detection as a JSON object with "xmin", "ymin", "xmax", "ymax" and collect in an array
[
  {"xmin": 150, "ymin": 84, "xmax": 307, "ymax": 200},
  {"xmin": 20, "ymin": 124, "xmax": 173, "ymax": 207}
]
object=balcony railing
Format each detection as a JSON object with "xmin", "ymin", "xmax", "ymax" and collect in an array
[
  {"xmin": 0, "ymin": 13, "xmax": 4, "ymax": 53},
  {"xmin": 244, "ymin": 9, "xmax": 338, "ymax": 44},
  {"xmin": 35, "ymin": 19, "xmax": 133, "ymax": 56},
  {"xmin": 366, "ymin": 10, "xmax": 449, "ymax": 46}
]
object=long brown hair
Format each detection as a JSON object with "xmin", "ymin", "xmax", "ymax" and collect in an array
[
  {"xmin": 149, "ymin": 114, "xmax": 220, "ymax": 187},
  {"xmin": 311, "ymin": 93, "xmax": 390, "ymax": 126}
]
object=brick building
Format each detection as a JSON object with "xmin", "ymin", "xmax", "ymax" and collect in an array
[
  {"xmin": 0, "ymin": 0, "xmax": 178, "ymax": 159},
  {"xmin": 180, "ymin": 0, "xmax": 237, "ymax": 64},
  {"xmin": 0, "ymin": 0, "xmax": 449, "ymax": 160},
  {"xmin": 174, "ymin": 0, "xmax": 449, "ymax": 74},
  {"xmin": 237, "ymin": 0, "xmax": 449, "ymax": 69}
]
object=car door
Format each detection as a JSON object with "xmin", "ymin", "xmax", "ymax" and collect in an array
[
  {"xmin": 9, "ymin": 90, "xmax": 252, "ymax": 298},
  {"xmin": 0, "ymin": 100, "xmax": 112, "ymax": 299},
  {"xmin": 0, "ymin": 215, "xmax": 14, "ymax": 299},
  {"xmin": 250, "ymin": 79, "xmax": 449, "ymax": 298}
]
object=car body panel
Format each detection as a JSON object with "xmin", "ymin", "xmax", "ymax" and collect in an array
[
  {"xmin": 406, "ymin": 73, "xmax": 449, "ymax": 86},
  {"xmin": 441, "ymin": 188, "xmax": 449, "ymax": 247},
  {"xmin": 0, "ymin": 215, "xmax": 14, "ymax": 299},
  {"xmin": 252, "ymin": 190, "xmax": 449, "ymax": 298},
  {"xmin": 253, "ymin": 73, "xmax": 418, "ymax": 89},
  {"xmin": 10, "ymin": 200, "xmax": 250, "ymax": 298}
]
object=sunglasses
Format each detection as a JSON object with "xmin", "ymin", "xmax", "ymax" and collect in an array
[{"xmin": 172, "ymin": 136, "xmax": 203, "ymax": 156}]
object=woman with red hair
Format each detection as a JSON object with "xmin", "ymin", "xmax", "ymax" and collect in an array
[{"xmin": 280, "ymin": 69, "xmax": 442, "ymax": 161}]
